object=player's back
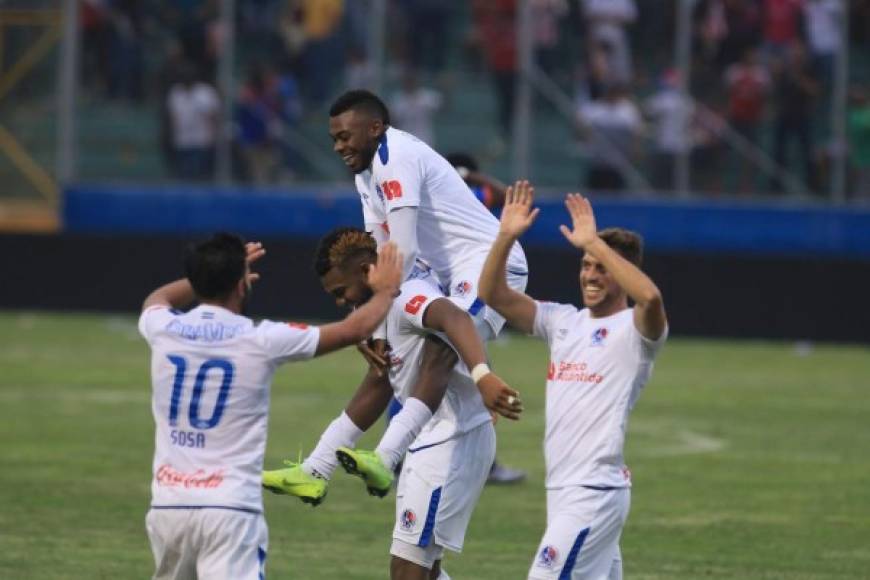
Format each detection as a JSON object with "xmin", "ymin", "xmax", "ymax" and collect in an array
[
  {"xmin": 384, "ymin": 274, "xmax": 493, "ymax": 448},
  {"xmin": 139, "ymin": 304, "xmax": 319, "ymax": 513},
  {"xmin": 357, "ymin": 127, "xmax": 527, "ymax": 284}
]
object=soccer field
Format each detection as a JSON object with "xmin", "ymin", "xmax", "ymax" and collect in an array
[{"xmin": 1, "ymin": 311, "xmax": 869, "ymax": 579}]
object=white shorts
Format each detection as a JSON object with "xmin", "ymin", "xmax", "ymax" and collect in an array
[
  {"xmin": 446, "ymin": 263, "xmax": 528, "ymax": 338},
  {"xmin": 146, "ymin": 507, "xmax": 268, "ymax": 580},
  {"xmin": 391, "ymin": 421, "xmax": 496, "ymax": 561},
  {"xmin": 527, "ymin": 486, "xmax": 630, "ymax": 580}
]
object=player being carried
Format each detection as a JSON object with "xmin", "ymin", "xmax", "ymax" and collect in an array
[
  {"xmin": 478, "ymin": 182, "xmax": 669, "ymax": 579},
  {"xmin": 264, "ymin": 228, "xmax": 513, "ymax": 580},
  {"xmin": 139, "ymin": 233, "xmax": 402, "ymax": 579},
  {"xmin": 335, "ymin": 88, "xmax": 527, "ymax": 406}
]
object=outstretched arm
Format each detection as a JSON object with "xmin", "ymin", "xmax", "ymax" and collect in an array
[
  {"xmin": 315, "ymin": 243, "xmax": 403, "ymax": 356},
  {"xmin": 560, "ymin": 194, "xmax": 667, "ymax": 340},
  {"xmin": 478, "ymin": 181, "xmax": 539, "ymax": 334}
]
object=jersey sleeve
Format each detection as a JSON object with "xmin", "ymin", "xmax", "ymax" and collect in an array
[
  {"xmin": 631, "ymin": 322, "xmax": 669, "ymax": 362},
  {"xmin": 373, "ymin": 139, "xmax": 422, "ymax": 212},
  {"xmin": 138, "ymin": 306, "xmax": 179, "ymax": 343},
  {"xmin": 532, "ymin": 301, "xmax": 574, "ymax": 343},
  {"xmin": 396, "ymin": 280, "xmax": 445, "ymax": 332},
  {"xmin": 258, "ymin": 320, "xmax": 321, "ymax": 364}
]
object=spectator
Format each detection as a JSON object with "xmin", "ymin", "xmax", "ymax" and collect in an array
[
  {"xmin": 166, "ymin": 64, "xmax": 221, "ymax": 181},
  {"xmin": 645, "ymin": 69, "xmax": 694, "ymax": 192},
  {"xmin": 298, "ymin": 0, "xmax": 346, "ymax": 105},
  {"xmin": 761, "ymin": 0, "xmax": 804, "ymax": 64},
  {"xmin": 576, "ymin": 83, "xmax": 644, "ymax": 192},
  {"xmin": 345, "ymin": 47, "xmax": 377, "ymax": 92},
  {"xmin": 235, "ymin": 66, "xmax": 282, "ymax": 185},
  {"xmin": 724, "ymin": 47, "xmax": 771, "ymax": 192},
  {"xmin": 106, "ymin": 0, "xmax": 145, "ymax": 101},
  {"xmin": 716, "ymin": 0, "xmax": 762, "ymax": 71},
  {"xmin": 390, "ymin": 72, "xmax": 444, "ymax": 145},
  {"xmin": 803, "ymin": 0, "xmax": 843, "ymax": 88},
  {"xmin": 771, "ymin": 41, "xmax": 819, "ymax": 192},
  {"xmin": 471, "ymin": 0, "xmax": 517, "ymax": 138},
  {"xmin": 402, "ymin": 0, "xmax": 453, "ymax": 77},
  {"xmin": 581, "ymin": 0, "xmax": 637, "ymax": 87}
]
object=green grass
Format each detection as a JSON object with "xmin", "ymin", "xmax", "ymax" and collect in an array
[{"xmin": 1, "ymin": 311, "xmax": 869, "ymax": 579}]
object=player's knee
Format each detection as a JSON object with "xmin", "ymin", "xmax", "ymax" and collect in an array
[{"xmin": 390, "ymin": 539, "xmax": 444, "ymax": 578}]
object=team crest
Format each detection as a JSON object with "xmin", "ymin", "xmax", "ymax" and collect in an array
[
  {"xmin": 400, "ymin": 509, "xmax": 417, "ymax": 531},
  {"xmin": 591, "ymin": 327, "xmax": 609, "ymax": 346},
  {"xmin": 454, "ymin": 280, "xmax": 473, "ymax": 297},
  {"xmin": 537, "ymin": 545, "xmax": 559, "ymax": 568}
]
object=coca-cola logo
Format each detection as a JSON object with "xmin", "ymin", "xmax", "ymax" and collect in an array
[{"xmin": 156, "ymin": 464, "xmax": 225, "ymax": 489}]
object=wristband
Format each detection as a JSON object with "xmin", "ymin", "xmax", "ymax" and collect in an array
[{"xmin": 471, "ymin": 363, "xmax": 491, "ymax": 384}]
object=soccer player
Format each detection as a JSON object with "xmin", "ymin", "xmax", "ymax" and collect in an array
[
  {"xmin": 139, "ymin": 233, "xmax": 402, "ymax": 579},
  {"xmin": 478, "ymin": 182, "xmax": 668, "ymax": 580},
  {"xmin": 264, "ymin": 228, "xmax": 504, "ymax": 580}
]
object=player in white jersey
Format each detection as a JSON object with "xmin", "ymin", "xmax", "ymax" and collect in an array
[
  {"xmin": 479, "ymin": 182, "xmax": 668, "ymax": 580},
  {"xmin": 139, "ymin": 233, "xmax": 402, "ymax": 580},
  {"xmin": 264, "ymin": 228, "xmax": 514, "ymax": 580}
]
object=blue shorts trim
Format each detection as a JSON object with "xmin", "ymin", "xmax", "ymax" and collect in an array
[
  {"xmin": 558, "ymin": 527, "xmax": 591, "ymax": 580},
  {"xmin": 418, "ymin": 486, "xmax": 443, "ymax": 547}
]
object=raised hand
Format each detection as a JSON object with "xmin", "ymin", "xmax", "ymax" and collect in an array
[
  {"xmin": 499, "ymin": 180, "xmax": 540, "ymax": 239},
  {"xmin": 367, "ymin": 241, "xmax": 403, "ymax": 294},
  {"xmin": 245, "ymin": 241, "xmax": 266, "ymax": 285},
  {"xmin": 559, "ymin": 193, "xmax": 598, "ymax": 250}
]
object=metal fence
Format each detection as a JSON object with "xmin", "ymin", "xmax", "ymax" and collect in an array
[{"xmin": 1, "ymin": 0, "xmax": 867, "ymax": 211}]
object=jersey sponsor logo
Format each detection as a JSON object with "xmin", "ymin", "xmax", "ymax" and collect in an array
[
  {"xmin": 400, "ymin": 508, "xmax": 417, "ymax": 531},
  {"xmin": 287, "ymin": 322, "xmax": 309, "ymax": 330},
  {"xmin": 156, "ymin": 464, "xmax": 225, "ymax": 489},
  {"xmin": 388, "ymin": 353, "xmax": 404, "ymax": 374},
  {"xmin": 591, "ymin": 327, "xmax": 609, "ymax": 346},
  {"xmin": 166, "ymin": 319, "xmax": 245, "ymax": 342},
  {"xmin": 537, "ymin": 545, "xmax": 559, "ymax": 568},
  {"xmin": 404, "ymin": 294, "xmax": 427, "ymax": 315},
  {"xmin": 381, "ymin": 180, "xmax": 403, "ymax": 201},
  {"xmin": 453, "ymin": 280, "xmax": 473, "ymax": 297},
  {"xmin": 548, "ymin": 360, "xmax": 605, "ymax": 384}
]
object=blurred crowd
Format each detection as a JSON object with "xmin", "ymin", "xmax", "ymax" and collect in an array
[{"xmin": 76, "ymin": 0, "xmax": 870, "ymax": 196}]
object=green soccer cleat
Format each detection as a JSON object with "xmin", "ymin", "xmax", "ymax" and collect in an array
[
  {"xmin": 262, "ymin": 460, "xmax": 328, "ymax": 506},
  {"xmin": 335, "ymin": 447, "xmax": 394, "ymax": 498}
]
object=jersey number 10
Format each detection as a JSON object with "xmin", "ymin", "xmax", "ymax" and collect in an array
[{"xmin": 166, "ymin": 355, "xmax": 235, "ymax": 429}]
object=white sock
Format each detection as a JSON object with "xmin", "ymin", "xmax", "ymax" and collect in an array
[
  {"xmin": 375, "ymin": 397, "xmax": 433, "ymax": 471},
  {"xmin": 437, "ymin": 570, "xmax": 451, "ymax": 580},
  {"xmin": 302, "ymin": 412, "xmax": 363, "ymax": 479}
]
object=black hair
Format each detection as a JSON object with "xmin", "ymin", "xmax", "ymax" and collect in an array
[
  {"xmin": 184, "ymin": 233, "xmax": 247, "ymax": 300},
  {"xmin": 445, "ymin": 152, "xmax": 479, "ymax": 173},
  {"xmin": 329, "ymin": 89, "xmax": 391, "ymax": 125},
  {"xmin": 314, "ymin": 227, "xmax": 377, "ymax": 276}
]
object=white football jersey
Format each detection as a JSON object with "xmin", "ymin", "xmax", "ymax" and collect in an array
[
  {"xmin": 139, "ymin": 305, "xmax": 320, "ymax": 512},
  {"xmin": 385, "ymin": 273, "xmax": 493, "ymax": 448},
  {"xmin": 532, "ymin": 302, "xmax": 667, "ymax": 489},
  {"xmin": 355, "ymin": 126, "xmax": 527, "ymax": 286}
]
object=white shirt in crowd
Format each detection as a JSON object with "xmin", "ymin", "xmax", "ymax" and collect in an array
[
  {"xmin": 645, "ymin": 88, "xmax": 694, "ymax": 154},
  {"xmin": 167, "ymin": 82, "xmax": 220, "ymax": 150},
  {"xmin": 532, "ymin": 302, "xmax": 667, "ymax": 489},
  {"xmin": 390, "ymin": 87, "xmax": 443, "ymax": 147},
  {"xmin": 139, "ymin": 304, "xmax": 320, "ymax": 513},
  {"xmin": 804, "ymin": 0, "xmax": 843, "ymax": 56}
]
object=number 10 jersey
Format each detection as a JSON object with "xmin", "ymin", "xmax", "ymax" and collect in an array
[{"xmin": 138, "ymin": 304, "xmax": 320, "ymax": 513}]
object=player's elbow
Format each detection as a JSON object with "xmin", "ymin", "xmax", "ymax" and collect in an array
[{"xmin": 637, "ymin": 287, "xmax": 663, "ymax": 310}]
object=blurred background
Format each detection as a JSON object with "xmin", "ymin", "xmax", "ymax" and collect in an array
[{"xmin": 1, "ymin": 0, "xmax": 869, "ymax": 341}]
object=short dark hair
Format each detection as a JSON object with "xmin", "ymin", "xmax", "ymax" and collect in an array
[
  {"xmin": 184, "ymin": 233, "xmax": 247, "ymax": 300},
  {"xmin": 445, "ymin": 152, "xmax": 479, "ymax": 173},
  {"xmin": 329, "ymin": 89, "xmax": 391, "ymax": 125},
  {"xmin": 598, "ymin": 228, "xmax": 643, "ymax": 267},
  {"xmin": 314, "ymin": 227, "xmax": 377, "ymax": 276}
]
